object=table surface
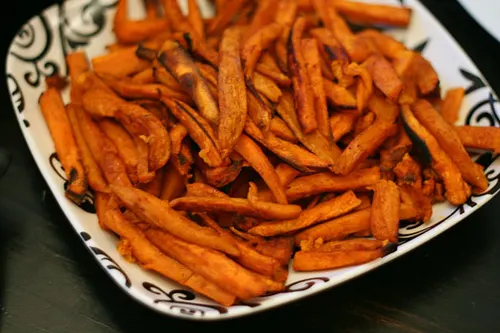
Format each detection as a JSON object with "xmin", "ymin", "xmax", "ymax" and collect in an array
[{"xmin": 1, "ymin": 1, "xmax": 500, "ymax": 332}]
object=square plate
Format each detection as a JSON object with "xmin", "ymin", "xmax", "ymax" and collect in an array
[{"xmin": 5, "ymin": 0, "xmax": 500, "ymax": 321}]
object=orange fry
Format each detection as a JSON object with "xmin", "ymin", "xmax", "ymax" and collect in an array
[
  {"xmin": 195, "ymin": 155, "xmax": 243, "ymax": 188},
  {"xmin": 242, "ymin": 23, "xmax": 282, "ymax": 77},
  {"xmin": 401, "ymin": 105, "xmax": 470, "ymax": 205},
  {"xmin": 208, "ymin": 0, "xmax": 247, "ymax": 35},
  {"xmin": 251, "ymin": 72, "xmax": 282, "ymax": 103},
  {"xmin": 286, "ymin": 167, "xmax": 381, "ymax": 202},
  {"xmin": 92, "ymin": 47, "xmax": 149, "ymax": 78},
  {"xmin": 171, "ymin": 196, "xmax": 302, "ymax": 220},
  {"xmin": 334, "ymin": 0, "xmax": 412, "ymax": 28},
  {"xmin": 218, "ymin": 27, "xmax": 248, "ymax": 157},
  {"xmin": 187, "ymin": 0, "xmax": 205, "ymax": 39},
  {"xmin": 323, "ymin": 79, "xmax": 357, "ymax": 109},
  {"xmin": 302, "ymin": 38, "xmax": 331, "ymax": 140},
  {"xmin": 454, "ymin": 126, "xmax": 500, "ymax": 154},
  {"xmin": 293, "ymin": 247, "xmax": 387, "ymax": 271},
  {"xmin": 330, "ymin": 111, "xmax": 358, "ymax": 143},
  {"xmin": 370, "ymin": 180, "xmax": 400, "ymax": 243},
  {"xmin": 289, "ymin": 17, "xmax": 317, "ymax": 133},
  {"xmin": 412, "ymin": 99, "xmax": 488, "ymax": 192},
  {"xmin": 133, "ymin": 136, "xmax": 156, "ymax": 184},
  {"xmin": 334, "ymin": 121, "xmax": 398, "ymax": 176},
  {"xmin": 111, "ymin": 185, "xmax": 240, "ymax": 256},
  {"xmin": 394, "ymin": 153, "xmax": 422, "ymax": 189},
  {"xmin": 440, "ymin": 87, "xmax": 465, "ymax": 125},
  {"xmin": 67, "ymin": 104, "xmax": 108, "ymax": 193},
  {"xmin": 270, "ymin": 117, "xmax": 298, "ymax": 143},
  {"xmin": 234, "ymin": 134, "xmax": 288, "ymax": 204},
  {"xmin": 248, "ymin": 190, "xmax": 361, "ymax": 237},
  {"xmin": 66, "ymin": 51, "xmax": 89, "ymax": 104},
  {"xmin": 158, "ymin": 40, "xmax": 219, "ymax": 127},
  {"xmin": 39, "ymin": 88, "xmax": 87, "ymax": 203},
  {"xmin": 304, "ymin": 238, "xmax": 387, "ymax": 252},
  {"xmin": 159, "ymin": 162, "xmax": 186, "ymax": 201},
  {"xmin": 295, "ymin": 208, "xmax": 372, "ymax": 244},
  {"xmin": 247, "ymin": 82, "xmax": 272, "ymax": 132},
  {"xmin": 364, "ymin": 54, "xmax": 403, "ymax": 101}
]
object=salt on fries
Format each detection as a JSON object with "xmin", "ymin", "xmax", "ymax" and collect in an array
[{"xmin": 37, "ymin": 0, "xmax": 498, "ymax": 306}]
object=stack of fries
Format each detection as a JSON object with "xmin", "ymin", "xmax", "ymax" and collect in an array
[{"xmin": 37, "ymin": 0, "xmax": 500, "ymax": 306}]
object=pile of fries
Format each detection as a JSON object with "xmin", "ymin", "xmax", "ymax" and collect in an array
[{"xmin": 37, "ymin": 0, "xmax": 500, "ymax": 306}]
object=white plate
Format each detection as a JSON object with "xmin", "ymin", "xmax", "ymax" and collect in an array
[
  {"xmin": 457, "ymin": 0, "xmax": 500, "ymax": 42},
  {"xmin": 5, "ymin": 0, "xmax": 500, "ymax": 321}
]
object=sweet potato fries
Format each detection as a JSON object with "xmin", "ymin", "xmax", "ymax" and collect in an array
[{"xmin": 36, "ymin": 0, "xmax": 499, "ymax": 307}]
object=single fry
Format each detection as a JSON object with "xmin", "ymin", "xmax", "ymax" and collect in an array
[
  {"xmin": 251, "ymin": 72, "xmax": 282, "ymax": 103},
  {"xmin": 333, "ymin": 121, "xmax": 398, "ymax": 176},
  {"xmin": 305, "ymin": 238, "xmax": 387, "ymax": 252},
  {"xmin": 111, "ymin": 185, "xmax": 240, "ymax": 256},
  {"xmin": 454, "ymin": 126, "xmax": 500, "ymax": 153},
  {"xmin": 401, "ymin": 105, "xmax": 470, "ymax": 205},
  {"xmin": 289, "ymin": 17, "xmax": 317, "ymax": 133},
  {"xmin": 370, "ymin": 180, "xmax": 400, "ymax": 243},
  {"xmin": 286, "ymin": 167, "xmax": 381, "ymax": 202},
  {"xmin": 412, "ymin": 99, "xmax": 488, "ymax": 192},
  {"xmin": 187, "ymin": 0, "xmax": 205, "ymax": 39},
  {"xmin": 270, "ymin": 117, "xmax": 298, "ymax": 143},
  {"xmin": 158, "ymin": 40, "xmax": 219, "ymax": 127},
  {"xmin": 39, "ymin": 88, "xmax": 87, "ymax": 203},
  {"xmin": 66, "ymin": 51, "xmax": 89, "ymax": 104},
  {"xmin": 330, "ymin": 111, "xmax": 358, "ymax": 143},
  {"xmin": 394, "ymin": 153, "xmax": 422, "ymax": 189},
  {"xmin": 440, "ymin": 87, "xmax": 465, "ymax": 125},
  {"xmin": 92, "ymin": 47, "xmax": 149, "ymax": 78},
  {"xmin": 302, "ymin": 38, "xmax": 331, "ymax": 140},
  {"xmin": 295, "ymin": 208, "xmax": 372, "ymax": 244},
  {"xmin": 218, "ymin": 27, "xmax": 248, "ymax": 157},
  {"xmin": 364, "ymin": 54, "xmax": 403, "ymax": 101},
  {"xmin": 334, "ymin": 0, "xmax": 412, "ymax": 28},
  {"xmin": 208, "ymin": 0, "xmax": 247, "ymax": 35},
  {"xmin": 67, "ymin": 104, "xmax": 108, "ymax": 193},
  {"xmin": 242, "ymin": 23, "xmax": 282, "ymax": 77},
  {"xmin": 293, "ymin": 247, "xmax": 387, "ymax": 271},
  {"xmin": 160, "ymin": 162, "xmax": 186, "ymax": 201},
  {"xmin": 323, "ymin": 79, "xmax": 357, "ymax": 109},
  {"xmin": 141, "ymin": 166, "xmax": 165, "ymax": 198},
  {"xmin": 367, "ymin": 92, "xmax": 400, "ymax": 123},
  {"xmin": 247, "ymin": 84, "xmax": 272, "ymax": 132},
  {"xmin": 248, "ymin": 191, "xmax": 362, "ymax": 237},
  {"xmin": 133, "ymin": 136, "xmax": 156, "ymax": 184},
  {"xmin": 234, "ymin": 134, "xmax": 288, "ymax": 204},
  {"xmin": 195, "ymin": 155, "xmax": 243, "ymax": 188},
  {"xmin": 170, "ymin": 196, "xmax": 302, "ymax": 220}
]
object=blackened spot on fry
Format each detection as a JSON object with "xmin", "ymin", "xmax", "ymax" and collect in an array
[
  {"xmin": 401, "ymin": 112, "xmax": 432, "ymax": 167},
  {"xmin": 183, "ymin": 32, "xmax": 194, "ymax": 53},
  {"xmin": 382, "ymin": 242, "xmax": 398, "ymax": 256},
  {"xmin": 179, "ymin": 73, "xmax": 196, "ymax": 90},
  {"xmin": 135, "ymin": 44, "xmax": 157, "ymax": 61}
]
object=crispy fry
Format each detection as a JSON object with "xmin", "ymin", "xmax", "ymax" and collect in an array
[
  {"xmin": 158, "ymin": 40, "xmax": 219, "ymax": 127},
  {"xmin": 440, "ymin": 87, "xmax": 465, "ymax": 125},
  {"xmin": 293, "ymin": 247, "xmax": 387, "ymax": 271},
  {"xmin": 270, "ymin": 117, "xmax": 298, "ymax": 143},
  {"xmin": 162, "ymin": 99, "xmax": 223, "ymax": 168},
  {"xmin": 66, "ymin": 52, "xmax": 89, "ymax": 104},
  {"xmin": 234, "ymin": 134, "xmax": 288, "ymax": 204},
  {"xmin": 356, "ymin": 29, "xmax": 407, "ymax": 60},
  {"xmin": 141, "ymin": 166, "xmax": 165, "ymax": 197},
  {"xmin": 367, "ymin": 92, "xmax": 400, "ymax": 123},
  {"xmin": 208, "ymin": 0, "xmax": 247, "ymax": 35},
  {"xmin": 242, "ymin": 23, "xmax": 282, "ymax": 77},
  {"xmin": 295, "ymin": 208, "xmax": 372, "ymax": 244},
  {"xmin": 454, "ymin": 126, "xmax": 500, "ymax": 153},
  {"xmin": 111, "ymin": 184, "xmax": 240, "ymax": 256},
  {"xmin": 131, "ymin": 67, "xmax": 155, "ymax": 84},
  {"xmin": 394, "ymin": 153, "xmax": 422, "ymax": 189},
  {"xmin": 244, "ymin": 120, "xmax": 330, "ymax": 171},
  {"xmin": 334, "ymin": 121, "xmax": 398, "ymax": 176},
  {"xmin": 255, "ymin": 63, "xmax": 292, "ymax": 87},
  {"xmin": 302, "ymin": 238, "xmax": 387, "ymax": 252},
  {"xmin": 133, "ymin": 135, "xmax": 156, "ymax": 183},
  {"xmin": 187, "ymin": 0, "xmax": 205, "ymax": 40},
  {"xmin": 330, "ymin": 111, "xmax": 358, "ymax": 143},
  {"xmin": 401, "ymin": 105, "xmax": 469, "ymax": 205},
  {"xmin": 244, "ymin": 0, "xmax": 280, "ymax": 41},
  {"xmin": 249, "ymin": 191, "xmax": 361, "ymax": 237},
  {"xmin": 323, "ymin": 79, "xmax": 357, "ymax": 110},
  {"xmin": 218, "ymin": 27, "xmax": 248, "ymax": 157},
  {"xmin": 370, "ymin": 180, "xmax": 400, "ymax": 243},
  {"xmin": 98, "ymin": 119, "xmax": 139, "ymax": 183},
  {"xmin": 195, "ymin": 155, "xmax": 243, "ymax": 188},
  {"xmin": 146, "ymin": 229, "xmax": 270, "ymax": 300},
  {"xmin": 412, "ymin": 99, "xmax": 488, "ymax": 192},
  {"xmin": 251, "ymin": 72, "xmax": 282, "ymax": 103},
  {"xmin": 171, "ymin": 196, "xmax": 302, "ymax": 220},
  {"xmin": 92, "ymin": 47, "xmax": 149, "ymax": 78},
  {"xmin": 76, "ymin": 109, "xmax": 131, "ymax": 187},
  {"xmin": 302, "ymin": 38, "xmax": 331, "ymax": 140},
  {"xmin": 160, "ymin": 162, "xmax": 186, "ymax": 201},
  {"xmin": 289, "ymin": 17, "xmax": 317, "ymax": 133},
  {"xmin": 412, "ymin": 53, "xmax": 439, "ymax": 96},
  {"xmin": 67, "ymin": 104, "xmax": 108, "ymax": 193},
  {"xmin": 258, "ymin": 163, "xmax": 303, "ymax": 202},
  {"xmin": 39, "ymin": 88, "xmax": 87, "ymax": 203},
  {"xmin": 399, "ymin": 185, "xmax": 432, "ymax": 223},
  {"xmin": 364, "ymin": 54, "xmax": 403, "ymax": 101},
  {"xmin": 113, "ymin": 0, "xmax": 169, "ymax": 45},
  {"xmin": 286, "ymin": 167, "xmax": 381, "ymax": 201},
  {"xmin": 277, "ymin": 92, "xmax": 341, "ymax": 166},
  {"xmin": 334, "ymin": 0, "xmax": 412, "ymax": 28},
  {"xmin": 246, "ymin": 83, "xmax": 272, "ymax": 132}
]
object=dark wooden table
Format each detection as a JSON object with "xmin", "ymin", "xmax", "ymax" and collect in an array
[{"xmin": 1, "ymin": 1, "xmax": 500, "ymax": 332}]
